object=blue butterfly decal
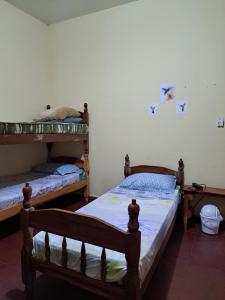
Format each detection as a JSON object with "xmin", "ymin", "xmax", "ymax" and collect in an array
[
  {"xmin": 162, "ymin": 87, "xmax": 173, "ymax": 95},
  {"xmin": 150, "ymin": 106, "xmax": 156, "ymax": 114},
  {"xmin": 179, "ymin": 103, "xmax": 186, "ymax": 112}
]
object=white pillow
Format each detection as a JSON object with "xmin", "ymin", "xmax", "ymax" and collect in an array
[{"xmin": 34, "ymin": 106, "xmax": 81, "ymax": 121}]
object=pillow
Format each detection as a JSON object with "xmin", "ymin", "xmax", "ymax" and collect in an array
[
  {"xmin": 54, "ymin": 164, "xmax": 83, "ymax": 176},
  {"xmin": 61, "ymin": 116, "xmax": 83, "ymax": 123},
  {"xmin": 119, "ymin": 173, "xmax": 177, "ymax": 192},
  {"xmin": 32, "ymin": 163, "xmax": 82, "ymax": 175},
  {"xmin": 44, "ymin": 117, "xmax": 83, "ymax": 124},
  {"xmin": 34, "ymin": 106, "xmax": 81, "ymax": 121}
]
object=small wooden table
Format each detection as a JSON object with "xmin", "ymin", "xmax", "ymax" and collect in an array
[{"xmin": 182, "ymin": 185, "xmax": 225, "ymax": 231}]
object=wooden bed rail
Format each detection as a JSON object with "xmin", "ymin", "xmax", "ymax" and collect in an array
[
  {"xmin": 21, "ymin": 183, "xmax": 141, "ymax": 300},
  {"xmin": 27, "ymin": 208, "xmax": 138, "ymax": 252},
  {"xmin": 124, "ymin": 154, "xmax": 184, "ymax": 188}
]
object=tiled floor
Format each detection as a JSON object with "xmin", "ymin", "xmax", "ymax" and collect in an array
[{"xmin": 1, "ymin": 196, "xmax": 225, "ymax": 300}]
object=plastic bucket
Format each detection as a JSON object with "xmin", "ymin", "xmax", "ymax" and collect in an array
[{"xmin": 200, "ymin": 214, "xmax": 221, "ymax": 234}]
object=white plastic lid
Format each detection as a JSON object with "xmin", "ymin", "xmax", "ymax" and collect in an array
[{"xmin": 200, "ymin": 204, "xmax": 221, "ymax": 218}]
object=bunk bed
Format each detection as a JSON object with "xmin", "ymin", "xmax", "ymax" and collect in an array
[
  {"xmin": 21, "ymin": 155, "xmax": 184, "ymax": 300},
  {"xmin": 0, "ymin": 103, "xmax": 89, "ymax": 221}
]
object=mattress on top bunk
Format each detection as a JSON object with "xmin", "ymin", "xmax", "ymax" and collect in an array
[
  {"xmin": 33, "ymin": 187, "xmax": 180, "ymax": 285},
  {"xmin": 0, "ymin": 172, "xmax": 83, "ymax": 210},
  {"xmin": 0, "ymin": 122, "xmax": 88, "ymax": 135}
]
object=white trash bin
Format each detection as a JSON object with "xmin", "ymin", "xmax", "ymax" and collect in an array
[{"xmin": 200, "ymin": 204, "xmax": 223, "ymax": 235}]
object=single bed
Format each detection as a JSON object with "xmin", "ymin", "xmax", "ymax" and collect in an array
[
  {"xmin": 0, "ymin": 103, "xmax": 89, "ymax": 221},
  {"xmin": 21, "ymin": 155, "xmax": 184, "ymax": 300}
]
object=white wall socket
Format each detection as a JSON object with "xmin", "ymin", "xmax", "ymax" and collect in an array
[{"xmin": 216, "ymin": 118, "xmax": 224, "ymax": 128}]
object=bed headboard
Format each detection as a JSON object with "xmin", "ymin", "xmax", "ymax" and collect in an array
[{"xmin": 124, "ymin": 154, "xmax": 184, "ymax": 188}]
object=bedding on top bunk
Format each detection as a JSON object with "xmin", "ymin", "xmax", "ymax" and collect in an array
[
  {"xmin": 0, "ymin": 121, "xmax": 88, "ymax": 135},
  {"xmin": 0, "ymin": 165, "xmax": 85, "ymax": 210},
  {"xmin": 33, "ymin": 177, "xmax": 180, "ymax": 285}
]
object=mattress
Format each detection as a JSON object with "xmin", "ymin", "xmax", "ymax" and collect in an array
[
  {"xmin": 0, "ymin": 172, "xmax": 82, "ymax": 210},
  {"xmin": 33, "ymin": 187, "xmax": 180, "ymax": 285},
  {"xmin": 0, "ymin": 122, "xmax": 88, "ymax": 135}
]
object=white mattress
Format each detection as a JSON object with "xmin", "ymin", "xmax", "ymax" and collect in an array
[{"xmin": 33, "ymin": 187, "xmax": 180, "ymax": 285}]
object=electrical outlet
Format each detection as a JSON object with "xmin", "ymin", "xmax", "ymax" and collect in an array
[{"xmin": 216, "ymin": 118, "xmax": 224, "ymax": 128}]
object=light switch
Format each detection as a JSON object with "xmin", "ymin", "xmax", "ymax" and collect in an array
[{"xmin": 216, "ymin": 118, "xmax": 224, "ymax": 128}]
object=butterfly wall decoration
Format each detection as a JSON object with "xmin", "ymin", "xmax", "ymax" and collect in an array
[
  {"xmin": 148, "ymin": 102, "xmax": 159, "ymax": 117},
  {"xmin": 160, "ymin": 83, "xmax": 176, "ymax": 102},
  {"xmin": 176, "ymin": 100, "xmax": 188, "ymax": 115},
  {"xmin": 148, "ymin": 83, "xmax": 188, "ymax": 117}
]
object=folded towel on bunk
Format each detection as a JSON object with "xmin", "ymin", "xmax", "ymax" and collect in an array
[{"xmin": 34, "ymin": 106, "xmax": 82, "ymax": 121}]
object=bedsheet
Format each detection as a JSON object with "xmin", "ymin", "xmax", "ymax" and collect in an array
[
  {"xmin": 0, "ymin": 172, "xmax": 82, "ymax": 210},
  {"xmin": 33, "ymin": 187, "xmax": 180, "ymax": 285}
]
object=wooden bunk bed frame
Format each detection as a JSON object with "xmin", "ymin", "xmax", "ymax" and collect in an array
[
  {"xmin": 21, "ymin": 156, "xmax": 184, "ymax": 300},
  {"xmin": 0, "ymin": 103, "xmax": 89, "ymax": 221}
]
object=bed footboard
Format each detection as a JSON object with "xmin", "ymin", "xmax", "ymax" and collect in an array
[{"xmin": 21, "ymin": 183, "xmax": 141, "ymax": 300}]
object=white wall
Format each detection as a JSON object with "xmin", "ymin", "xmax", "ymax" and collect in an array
[
  {"xmin": 49, "ymin": 0, "xmax": 225, "ymax": 196},
  {"xmin": 0, "ymin": 0, "xmax": 224, "ymax": 195},
  {"xmin": 0, "ymin": 0, "xmax": 50, "ymax": 175}
]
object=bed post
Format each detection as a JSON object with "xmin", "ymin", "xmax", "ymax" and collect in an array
[
  {"xmin": 83, "ymin": 154, "xmax": 90, "ymax": 202},
  {"xmin": 177, "ymin": 159, "xmax": 184, "ymax": 189},
  {"xmin": 45, "ymin": 105, "xmax": 52, "ymax": 161},
  {"xmin": 124, "ymin": 154, "xmax": 131, "ymax": 178},
  {"xmin": 83, "ymin": 102, "xmax": 89, "ymax": 125},
  {"xmin": 46, "ymin": 143, "xmax": 53, "ymax": 162},
  {"xmin": 83, "ymin": 103, "xmax": 89, "ymax": 158},
  {"xmin": 21, "ymin": 183, "xmax": 36, "ymax": 300},
  {"xmin": 125, "ymin": 199, "xmax": 141, "ymax": 300},
  {"xmin": 83, "ymin": 103, "xmax": 89, "ymax": 202},
  {"xmin": 46, "ymin": 105, "xmax": 53, "ymax": 161}
]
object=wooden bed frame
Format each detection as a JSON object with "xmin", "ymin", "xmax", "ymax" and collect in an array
[
  {"xmin": 21, "ymin": 156, "xmax": 184, "ymax": 300},
  {"xmin": 0, "ymin": 103, "xmax": 89, "ymax": 221}
]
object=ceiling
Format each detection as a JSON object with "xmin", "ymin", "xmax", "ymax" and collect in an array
[{"xmin": 6, "ymin": 0, "xmax": 138, "ymax": 25}]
